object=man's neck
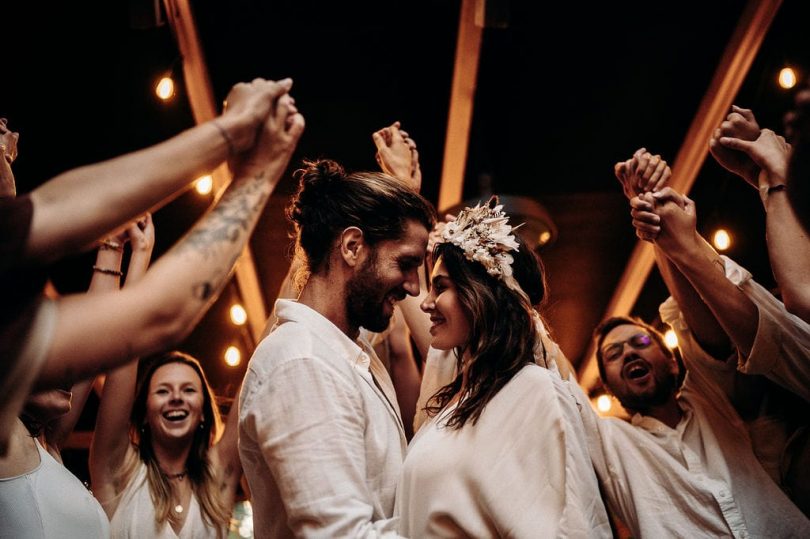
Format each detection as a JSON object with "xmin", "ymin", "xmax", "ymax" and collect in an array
[
  {"xmin": 631, "ymin": 397, "xmax": 683, "ymax": 429},
  {"xmin": 298, "ymin": 273, "xmax": 359, "ymax": 340}
]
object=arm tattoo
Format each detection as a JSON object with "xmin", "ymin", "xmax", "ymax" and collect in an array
[{"xmin": 175, "ymin": 170, "xmax": 269, "ymax": 259}]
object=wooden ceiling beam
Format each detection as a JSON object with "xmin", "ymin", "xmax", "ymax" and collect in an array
[
  {"xmin": 164, "ymin": 0, "xmax": 267, "ymax": 343},
  {"xmin": 578, "ymin": 0, "xmax": 783, "ymax": 390},
  {"xmin": 438, "ymin": 0, "xmax": 484, "ymax": 211}
]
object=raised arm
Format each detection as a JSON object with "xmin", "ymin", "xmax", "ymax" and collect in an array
[
  {"xmin": 647, "ymin": 188, "xmax": 758, "ymax": 356},
  {"xmin": 617, "ymin": 151, "xmax": 730, "ymax": 356},
  {"xmin": 25, "ymin": 79, "xmax": 292, "ymax": 264},
  {"xmin": 45, "ymin": 227, "xmax": 135, "ymax": 451},
  {"xmin": 210, "ymin": 392, "xmax": 242, "ymax": 510},
  {"xmin": 89, "ymin": 216, "xmax": 155, "ymax": 516},
  {"xmin": 717, "ymin": 126, "xmax": 810, "ymax": 322},
  {"xmin": 35, "ymin": 81, "xmax": 305, "ymax": 389}
]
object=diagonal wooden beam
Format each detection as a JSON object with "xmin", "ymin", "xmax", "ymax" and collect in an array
[
  {"xmin": 164, "ymin": 0, "xmax": 267, "ymax": 343},
  {"xmin": 578, "ymin": 0, "xmax": 783, "ymax": 390},
  {"xmin": 438, "ymin": 0, "xmax": 484, "ymax": 211}
]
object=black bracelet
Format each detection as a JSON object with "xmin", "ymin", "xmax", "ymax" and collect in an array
[
  {"xmin": 212, "ymin": 120, "xmax": 236, "ymax": 156},
  {"xmin": 92, "ymin": 266, "xmax": 123, "ymax": 277}
]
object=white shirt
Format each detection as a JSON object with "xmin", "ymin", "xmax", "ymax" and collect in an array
[
  {"xmin": 578, "ymin": 299, "xmax": 810, "ymax": 538},
  {"xmin": 0, "ymin": 438, "xmax": 110, "ymax": 538},
  {"xmin": 238, "ymin": 299, "xmax": 406, "ymax": 538},
  {"xmin": 722, "ymin": 255, "xmax": 810, "ymax": 403},
  {"xmin": 397, "ymin": 363, "xmax": 611, "ymax": 538}
]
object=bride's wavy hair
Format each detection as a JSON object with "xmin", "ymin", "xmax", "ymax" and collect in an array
[{"xmin": 424, "ymin": 236, "xmax": 544, "ymax": 429}]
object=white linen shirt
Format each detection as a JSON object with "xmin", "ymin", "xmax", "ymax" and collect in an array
[
  {"xmin": 398, "ymin": 363, "xmax": 612, "ymax": 538},
  {"xmin": 578, "ymin": 298, "xmax": 810, "ymax": 539},
  {"xmin": 722, "ymin": 255, "xmax": 810, "ymax": 403},
  {"xmin": 238, "ymin": 299, "xmax": 406, "ymax": 538}
]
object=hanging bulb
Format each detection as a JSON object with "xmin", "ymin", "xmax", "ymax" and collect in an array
[
  {"xmin": 778, "ymin": 67, "xmax": 797, "ymax": 90},
  {"xmin": 156, "ymin": 76, "xmax": 175, "ymax": 100},
  {"xmin": 194, "ymin": 175, "xmax": 213, "ymax": 195}
]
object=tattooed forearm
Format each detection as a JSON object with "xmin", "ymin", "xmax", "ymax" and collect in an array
[{"xmin": 174, "ymin": 171, "xmax": 271, "ymax": 258}]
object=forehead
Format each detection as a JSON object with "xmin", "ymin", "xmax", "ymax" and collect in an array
[
  {"xmin": 602, "ymin": 324, "xmax": 648, "ymax": 346},
  {"xmin": 150, "ymin": 362, "xmax": 202, "ymax": 386},
  {"xmin": 374, "ymin": 219, "xmax": 429, "ymax": 259}
]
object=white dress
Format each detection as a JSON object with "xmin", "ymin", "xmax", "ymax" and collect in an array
[
  {"xmin": 0, "ymin": 438, "xmax": 110, "ymax": 538},
  {"xmin": 109, "ymin": 462, "xmax": 220, "ymax": 539},
  {"xmin": 396, "ymin": 364, "xmax": 612, "ymax": 538}
]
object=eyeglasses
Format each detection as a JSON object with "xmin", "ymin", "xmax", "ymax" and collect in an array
[{"xmin": 601, "ymin": 333, "xmax": 653, "ymax": 362}]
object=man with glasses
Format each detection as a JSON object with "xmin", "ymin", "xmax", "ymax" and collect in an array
[{"xmin": 579, "ymin": 315, "xmax": 810, "ymax": 537}]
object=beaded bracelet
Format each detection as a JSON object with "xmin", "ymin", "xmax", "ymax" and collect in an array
[{"xmin": 92, "ymin": 266, "xmax": 123, "ymax": 277}]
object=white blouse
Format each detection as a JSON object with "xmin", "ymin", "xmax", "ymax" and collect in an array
[{"xmin": 396, "ymin": 364, "xmax": 611, "ymax": 538}]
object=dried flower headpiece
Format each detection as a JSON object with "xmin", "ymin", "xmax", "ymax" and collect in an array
[{"xmin": 441, "ymin": 196, "xmax": 526, "ymax": 295}]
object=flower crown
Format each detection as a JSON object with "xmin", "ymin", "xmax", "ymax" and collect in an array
[{"xmin": 441, "ymin": 196, "xmax": 522, "ymax": 282}]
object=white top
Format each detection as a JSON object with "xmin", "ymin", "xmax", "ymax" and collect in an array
[
  {"xmin": 109, "ymin": 461, "xmax": 219, "ymax": 539},
  {"xmin": 239, "ymin": 299, "xmax": 406, "ymax": 538},
  {"xmin": 0, "ymin": 438, "xmax": 110, "ymax": 538},
  {"xmin": 578, "ymin": 297, "xmax": 810, "ymax": 538},
  {"xmin": 397, "ymin": 364, "xmax": 612, "ymax": 538},
  {"xmin": 722, "ymin": 255, "xmax": 810, "ymax": 403}
]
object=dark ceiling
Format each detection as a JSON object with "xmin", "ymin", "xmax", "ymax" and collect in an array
[{"xmin": 5, "ymin": 0, "xmax": 810, "ymax": 401}]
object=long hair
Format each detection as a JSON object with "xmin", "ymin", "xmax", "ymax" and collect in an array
[
  {"xmin": 128, "ymin": 351, "xmax": 230, "ymax": 534},
  {"xmin": 424, "ymin": 239, "xmax": 540, "ymax": 429},
  {"xmin": 287, "ymin": 159, "xmax": 435, "ymax": 274}
]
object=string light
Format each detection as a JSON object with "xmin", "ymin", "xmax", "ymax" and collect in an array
[
  {"xmin": 230, "ymin": 304, "xmax": 247, "ymax": 326},
  {"xmin": 194, "ymin": 175, "xmax": 213, "ymax": 195},
  {"xmin": 155, "ymin": 75, "xmax": 175, "ymax": 100},
  {"xmin": 596, "ymin": 394, "xmax": 612, "ymax": 413},
  {"xmin": 224, "ymin": 346, "xmax": 241, "ymax": 367},
  {"xmin": 664, "ymin": 329, "xmax": 679, "ymax": 349},
  {"xmin": 778, "ymin": 67, "xmax": 797, "ymax": 90},
  {"xmin": 712, "ymin": 228, "xmax": 731, "ymax": 251}
]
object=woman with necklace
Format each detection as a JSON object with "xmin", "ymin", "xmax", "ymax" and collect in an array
[
  {"xmin": 90, "ymin": 349, "xmax": 241, "ymax": 538},
  {"xmin": 88, "ymin": 214, "xmax": 240, "ymax": 538}
]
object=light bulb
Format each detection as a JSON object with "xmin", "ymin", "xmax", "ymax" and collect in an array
[
  {"xmin": 194, "ymin": 175, "xmax": 213, "ymax": 195},
  {"xmin": 224, "ymin": 346, "xmax": 241, "ymax": 367},
  {"xmin": 230, "ymin": 304, "xmax": 247, "ymax": 326},
  {"xmin": 156, "ymin": 76, "xmax": 175, "ymax": 100},
  {"xmin": 664, "ymin": 329, "xmax": 679, "ymax": 349},
  {"xmin": 712, "ymin": 228, "xmax": 731, "ymax": 251},
  {"xmin": 596, "ymin": 395, "xmax": 612, "ymax": 413},
  {"xmin": 778, "ymin": 67, "xmax": 797, "ymax": 90}
]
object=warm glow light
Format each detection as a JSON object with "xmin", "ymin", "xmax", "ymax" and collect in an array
[
  {"xmin": 596, "ymin": 395, "xmax": 612, "ymax": 413},
  {"xmin": 778, "ymin": 67, "xmax": 797, "ymax": 89},
  {"xmin": 538, "ymin": 231, "xmax": 552, "ymax": 245},
  {"xmin": 230, "ymin": 304, "xmax": 247, "ymax": 326},
  {"xmin": 664, "ymin": 329, "xmax": 679, "ymax": 349},
  {"xmin": 194, "ymin": 175, "xmax": 213, "ymax": 195},
  {"xmin": 712, "ymin": 228, "xmax": 731, "ymax": 251},
  {"xmin": 224, "ymin": 346, "xmax": 241, "ymax": 367},
  {"xmin": 156, "ymin": 76, "xmax": 175, "ymax": 100}
]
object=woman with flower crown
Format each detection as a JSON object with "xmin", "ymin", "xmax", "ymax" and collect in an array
[{"xmin": 394, "ymin": 197, "xmax": 611, "ymax": 538}]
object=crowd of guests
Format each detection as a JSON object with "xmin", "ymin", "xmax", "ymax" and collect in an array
[{"xmin": 1, "ymin": 70, "xmax": 809, "ymax": 538}]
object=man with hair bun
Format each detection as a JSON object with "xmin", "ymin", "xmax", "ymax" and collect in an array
[{"xmin": 238, "ymin": 158, "xmax": 435, "ymax": 538}]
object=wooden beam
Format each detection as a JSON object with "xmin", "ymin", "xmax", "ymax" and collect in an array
[
  {"xmin": 438, "ymin": 0, "xmax": 484, "ymax": 211},
  {"xmin": 578, "ymin": 0, "xmax": 782, "ymax": 390},
  {"xmin": 164, "ymin": 0, "xmax": 268, "ymax": 343}
]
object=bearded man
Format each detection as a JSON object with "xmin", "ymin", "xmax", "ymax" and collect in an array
[{"xmin": 238, "ymin": 158, "xmax": 434, "ymax": 538}]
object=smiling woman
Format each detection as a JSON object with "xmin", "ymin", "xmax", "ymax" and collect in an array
[{"xmin": 90, "ymin": 352, "xmax": 243, "ymax": 538}]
